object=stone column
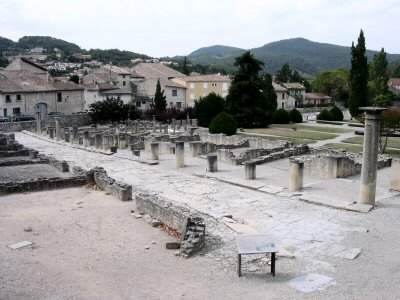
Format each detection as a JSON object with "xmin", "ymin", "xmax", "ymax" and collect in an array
[
  {"xmin": 48, "ymin": 127, "xmax": 55, "ymax": 139},
  {"xmin": 150, "ymin": 142, "xmax": 160, "ymax": 160},
  {"xmin": 244, "ymin": 162, "xmax": 257, "ymax": 180},
  {"xmin": 175, "ymin": 141, "xmax": 185, "ymax": 168},
  {"xmin": 35, "ymin": 112, "xmax": 41, "ymax": 134},
  {"xmin": 172, "ymin": 119, "xmax": 176, "ymax": 134},
  {"xmin": 289, "ymin": 158, "xmax": 304, "ymax": 192},
  {"xmin": 359, "ymin": 107, "xmax": 387, "ymax": 205},
  {"xmin": 152, "ymin": 115, "xmax": 156, "ymax": 132},
  {"xmin": 391, "ymin": 159, "xmax": 400, "ymax": 191},
  {"xmin": 207, "ymin": 154, "xmax": 218, "ymax": 172},
  {"xmin": 72, "ymin": 126, "xmax": 78, "ymax": 144},
  {"xmin": 102, "ymin": 134, "xmax": 109, "ymax": 150},
  {"xmin": 64, "ymin": 128, "xmax": 70, "ymax": 142},
  {"xmin": 95, "ymin": 134, "xmax": 103, "ymax": 149},
  {"xmin": 83, "ymin": 131, "xmax": 90, "ymax": 147},
  {"xmin": 190, "ymin": 141, "xmax": 202, "ymax": 157},
  {"xmin": 55, "ymin": 118, "xmax": 61, "ymax": 141}
]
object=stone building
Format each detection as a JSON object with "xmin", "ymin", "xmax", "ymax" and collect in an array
[
  {"xmin": 0, "ymin": 57, "xmax": 84, "ymax": 118},
  {"xmin": 273, "ymin": 82, "xmax": 296, "ymax": 110},
  {"xmin": 172, "ymin": 74, "xmax": 231, "ymax": 108}
]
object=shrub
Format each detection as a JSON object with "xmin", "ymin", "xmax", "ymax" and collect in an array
[
  {"xmin": 317, "ymin": 109, "xmax": 333, "ymax": 121},
  {"xmin": 209, "ymin": 112, "xmax": 237, "ymax": 136},
  {"xmin": 194, "ymin": 93, "xmax": 225, "ymax": 127},
  {"xmin": 89, "ymin": 97, "xmax": 128, "ymax": 123},
  {"xmin": 272, "ymin": 109, "xmax": 290, "ymax": 124},
  {"xmin": 289, "ymin": 109, "xmax": 303, "ymax": 123},
  {"xmin": 330, "ymin": 105, "xmax": 344, "ymax": 121}
]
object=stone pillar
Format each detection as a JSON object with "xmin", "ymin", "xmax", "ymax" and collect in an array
[
  {"xmin": 359, "ymin": 107, "xmax": 387, "ymax": 205},
  {"xmin": 207, "ymin": 154, "xmax": 218, "ymax": 172},
  {"xmin": 172, "ymin": 119, "xmax": 176, "ymax": 134},
  {"xmin": 163, "ymin": 125, "xmax": 168, "ymax": 134},
  {"xmin": 95, "ymin": 134, "xmax": 103, "ymax": 149},
  {"xmin": 289, "ymin": 159, "xmax": 304, "ymax": 192},
  {"xmin": 150, "ymin": 142, "xmax": 160, "ymax": 161},
  {"xmin": 152, "ymin": 115, "xmax": 156, "ymax": 132},
  {"xmin": 244, "ymin": 162, "xmax": 257, "ymax": 180},
  {"xmin": 83, "ymin": 131, "xmax": 90, "ymax": 147},
  {"xmin": 102, "ymin": 134, "xmax": 109, "ymax": 150},
  {"xmin": 48, "ymin": 127, "xmax": 55, "ymax": 139},
  {"xmin": 190, "ymin": 141, "xmax": 202, "ymax": 157},
  {"xmin": 35, "ymin": 112, "xmax": 41, "ymax": 134},
  {"xmin": 391, "ymin": 159, "xmax": 400, "ymax": 191},
  {"xmin": 64, "ymin": 128, "xmax": 70, "ymax": 142},
  {"xmin": 175, "ymin": 141, "xmax": 185, "ymax": 168},
  {"xmin": 72, "ymin": 126, "xmax": 78, "ymax": 144},
  {"xmin": 55, "ymin": 118, "xmax": 61, "ymax": 141}
]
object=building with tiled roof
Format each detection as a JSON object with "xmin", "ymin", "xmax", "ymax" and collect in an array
[
  {"xmin": 0, "ymin": 57, "xmax": 84, "ymax": 118},
  {"xmin": 172, "ymin": 74, "xmax": 231, "ymax": 107},
  {"xmin": 389, "ymin": 78, "xmax": 400, "ymax": 95}
]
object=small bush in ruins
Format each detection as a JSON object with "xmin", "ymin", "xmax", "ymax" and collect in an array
[
  {"xmin": 89, "ymin": 97, "xmax": 141, "ymax": 123},
  {"xmin": 273, "ymin": 108, "xmax": 290, "ymax": 124},
  {"xmin": 209, "ymin": 112, "xmax": 237, "ymax": 136},
  {"xmin": 194, "ymin": 92, "xmax": 225, "ymax": 127},
  {"xmin": 289, "ymin": 108, "xmax": 303, "ymax": 123}
]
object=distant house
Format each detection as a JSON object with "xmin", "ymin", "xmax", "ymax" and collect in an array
[
  {"xmin": 131, "ymin": 63, "xmax": 187, "ymax": 110},
  {"xmin": 281, "ymin": 83, "xmax": 306, "ymax": 107},
  {"xmin": 0, "ymin": 57, "xmax": 84, "ymax": 118},
  {"xmin": 272, "ymin": 82, "xmax": 295, "ymax": 110},
  {"xmin": 172, "ymin": 74, "xmax": 231, "ymax": 108},
  {"xmin": 303, "ymin": 93, "xmax": 333, "ymax": 107},
  {"xmin": 389, "ymin": 78, "xmax": 400, "ymax": 96}
]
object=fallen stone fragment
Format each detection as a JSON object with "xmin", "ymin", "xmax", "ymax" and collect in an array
[
  {"xmin": 143, "ymin": 214, "xmax": 152, "ymax": 224},
  {"xmin": 8, "ymin": 241, "xmax": 33, "ymax": 250},
  {"xmin": 335, "ymin": 248, "xmax": 362, "ymax": 260},
  {"xmin": 166, "ymin": 242, "xmax": 181, "ymax": 250},
  {"xmin": 133, "ymin": 213, "xmax": 142, "ymax": 219},
  {"xmin": 23, "ymin": 227, "xmax": 33, "ymax": 232},
  {"xmin": 151, "ymin": 219, "xmax": 162, "ymax": 227}
]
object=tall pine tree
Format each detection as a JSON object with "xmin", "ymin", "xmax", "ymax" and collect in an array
[
  {"xmin": 153, "ymin": 79, "xmax": 167, "ymax": 114},
  {"xmin": 349, "ymin": 30, "xmax": 369, "ymax": 117},
  {"xmin": 225, "ymin": 52, "xmax": 277, "ymax": 128}
]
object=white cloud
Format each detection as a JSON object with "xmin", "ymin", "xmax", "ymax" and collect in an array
[{"xmin": 0, "ymin": 0, "xmax": 398, "ymax": 57}]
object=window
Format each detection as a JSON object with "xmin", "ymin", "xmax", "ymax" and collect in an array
[
  {"xmin": 3, "ymin": 108, "xmax": 7, "ymax": 117},
  {"xmin": 203, "ymin": 82, "xmax": 208, "ymax": 89},
  {"xmin": 190, "ymin": 83, "xmax": 195, "ymax": 89},
  {"xmin": 172, "ymin": 89, "xmax": 177, "ymax": 97},
  {"xmin": 57, "ymin": 92, "xmax": 62, "ymax": 102},
  {"xmin": 5, "ymin": 95, "xmax": 11, "ymax": 103},
  {"xmin": 176, "ymin": 102, "xmax": 182, "ymax": 109},
  {"xmin": 13, "ymin": 107, "xmax": 21, "ymax": 116},
  {"xmin": 211, "ymin": 83, "xmax": 217, "ymax": 87},
  {"xmin": 123, "ymin": 81, "xmax": 126, "ymax": 86},
  {"xmin": 136, "ymin": 101, "xmax": 141, "ymax": 107},
  {"xmin": 16, "ymin": 94, "xmax": 22, "ymax": 101}
]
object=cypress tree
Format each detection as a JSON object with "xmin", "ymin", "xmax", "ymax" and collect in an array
[
  {"xmin": 154, "ymin": 79, "xmax": 167, "ymax": 114},
  {"xmin": 349, "ymin": 30, "xmax": 369, "ymax": 117}
]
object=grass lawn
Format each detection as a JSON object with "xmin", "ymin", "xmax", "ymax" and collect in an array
[
  {"xmin": 243, "ymin": 127, "xmax": 338, "ymax": 141},
  {"xmin": 324, "ymin": 143, "xmax": 400, "ymax": 157},
  {"xmin": 270, "ymin": 123, "xmax": 353, "ymax": 134},
  {"xmin": 342, "ymin": 136, "xmax": 400, "ymax": 149}
]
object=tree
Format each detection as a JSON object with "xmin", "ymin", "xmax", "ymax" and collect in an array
[
  {"xmin": 272, "ymin": 109, "xmax": 291, "ymax": 124},
  {"xmin": 289, "ymin": 109, "xmax": 303, "ymax": 123},
  {"xmin": 153, "ymin": 79, "xmax": 167, "ymax": 114},
  {"xmin": 225, "ymin": 51, "xmax": 277, "ymax": 128},
  {"xmin": 69, "ymin": 74, "xmax": 80, "ymax": 84},
  {"xmin": 209, "ymin": 112, "xmax": 237, "ymax": 136},
  {"xmin": 276, "ymin": 63, "xmax": 292, "ymax": 83},
  {"xmin": 370, "ymin": 48, "xmax": 392, "ymax": 106},
  {"xmin": 194, "ymin": 93, "xmax": 225, "ymax": 127},
  {"xmin": 89, "ymin": 97, "xmax": 128, "ymax": 123},
  {"xmin": 182, "ymin": 57, "xmax": 190, "ymax": 75},
  {"xmin": 380, "ymin": 108, "xmax": 400, "ymax": 153},
  {"xmin": 313, "ymin": 69, "xmax": 350, "ymax": 103},
  {"xmin": 392, "ymin": 64, "xmax": 400, "ymax": 78},
  {"xmin": 349, "ymin": 30, "xmax": 369, "ymax": 117}
]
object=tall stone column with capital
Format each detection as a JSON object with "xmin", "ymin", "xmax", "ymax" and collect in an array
[
  {"xmin": 55, "ymin": 118, "xmax": 61, "ymax": 141},
  {"xmin": 359, "ymin": 107, "xmax": 387, "ymax": 206}
]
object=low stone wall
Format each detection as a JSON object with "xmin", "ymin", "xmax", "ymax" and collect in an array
[
  {"xmin": 300, "ymin": 150, "xmax": 392, "ymax": 179},
  {"xmin": 48, "ymin": 156, "xmax": 70, "ymax": 172},
  {"xmin": 0, "ymin": 176, "xmax": 87, "ymax": 195},
  {"xmin": 135, "ymin": 193, "xmax": 206, "ymax": 257},
  {"xmin": 218, "ymin": 144, "xmax": 310, "ymax": 165},
  {"xmin": 89, "ymin": 167, "xmax": 132, "ymax": 201}
]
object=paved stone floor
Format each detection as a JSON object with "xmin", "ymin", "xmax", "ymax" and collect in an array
[
  {"xmin": 7, "ymin": 132, "xmax": 400, "ymax": 299},
  {"xmin": 0, "ymin": 164, "xmax": 72, "ymax": 182}
]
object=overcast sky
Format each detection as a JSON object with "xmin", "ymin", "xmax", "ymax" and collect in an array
[{"xmin": 1, "ymin": 0, "xmax": 399, "ymax": 57}]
